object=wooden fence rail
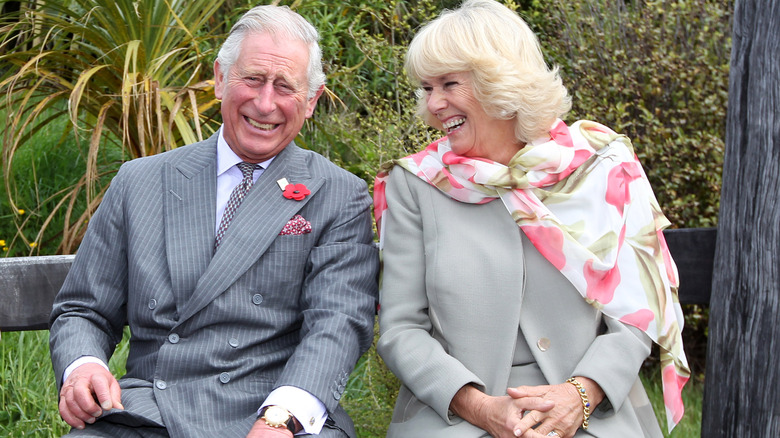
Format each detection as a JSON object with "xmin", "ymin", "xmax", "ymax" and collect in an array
[{"xmin": 1, "ymin": 228, "xmax": 716, "ymax": 333}]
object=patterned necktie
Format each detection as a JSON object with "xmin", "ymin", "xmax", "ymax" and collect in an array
[{"xmin": 215, "ymin": 162, "xmax": 258, "ymax": 250}]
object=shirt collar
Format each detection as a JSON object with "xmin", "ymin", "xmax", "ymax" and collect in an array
[{"xmin": 216, "ymin": 126, "xmax": 275, "ymax": 177}]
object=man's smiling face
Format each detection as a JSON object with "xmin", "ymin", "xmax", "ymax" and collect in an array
[{"xmin": 214, "ymin": 32, "xmax": 321, "ymax": 163}]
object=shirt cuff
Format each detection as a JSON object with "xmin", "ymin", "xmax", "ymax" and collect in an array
[
  {"xmin": 63, "ymin": 356, "xmax": 110, "ymax": 385},
  {"xmin": 259, "ymin": 386, "xmax": 327, "ymax": 435}
]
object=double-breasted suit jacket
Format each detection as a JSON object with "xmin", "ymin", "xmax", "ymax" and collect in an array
[
  {"xmin": 50, "ymin": 134, "xmax": 379, "ymax": 437},
  {"xmin": 377, "ymin": 169, "xmax": 663, "ymax": 437}
]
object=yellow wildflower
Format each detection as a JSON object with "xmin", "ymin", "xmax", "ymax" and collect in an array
[
  {"xmin": 2, "ymin": 247, "xmax": 7, "ymax": 252},
  {"xmin": 0, "ymin": 240, "xmax": 5, "ymax": 246},
  {"xmin": 17, "ymin": 209, "xmax": 25, "ymax": 215},
  {"xmin": 29, "ymin": 242, "xmax": 37, "ymax": 248}
]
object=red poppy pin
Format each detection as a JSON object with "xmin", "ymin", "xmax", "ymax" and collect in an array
[{"xmin": 277, "ymin": 178, "xmax": 309, "ymax": 201}]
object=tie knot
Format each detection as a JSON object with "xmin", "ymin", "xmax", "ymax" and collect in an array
[{"xmin": 237, "ymin": 162, "xmax": 257, "ymax": 180}]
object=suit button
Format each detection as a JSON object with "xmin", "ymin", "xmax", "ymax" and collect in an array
[
  {"xmin": 228, "ymin": 338, "xmax": 239, "ymax": 348},
  {"xmin": 148, "ymin": 299, "xmax": 157, "ymax": 310},
  {"xmin": 252, "ymin": 294, "xmax": 263, "ymax": 305},
  {"xmin": 168, "ymin": 333, "xmax": 180, "ymax": 344},
  {"xmin": 536, "ymin": 338, "xmax": 551, "ymax": 352},
  {"xmin": 219, "ymin": 372, "xmax": 230, "ymax": 384},
  {"xmin": 156, "ymin": 380, "xmax": 167, "ymax": 390},
  {"xmin": 332, "ymin": 390, "xmax": 341, "ymax": 400}
]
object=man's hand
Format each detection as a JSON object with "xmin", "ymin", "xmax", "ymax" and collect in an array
[
  {"xmin": 59, "ymin": 363, "xmax": 123, "ymax": 429},
  {"xmin": 246, "ymin": 419, "xmax": 294, "ymax": 438}
]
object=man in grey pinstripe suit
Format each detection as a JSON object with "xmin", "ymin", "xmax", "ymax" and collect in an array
[{"xmin": 49, "ymin": 5, "xmax": 379, "ymax": 438}]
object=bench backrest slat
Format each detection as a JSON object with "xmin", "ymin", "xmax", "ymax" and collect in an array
[
  {"xmin": 0, "ymin": 228, "xmax": 716, "ymax": 333},
  {"xmin": 0, "ymin": 255, "xmax": 74, "ymax": 331}
]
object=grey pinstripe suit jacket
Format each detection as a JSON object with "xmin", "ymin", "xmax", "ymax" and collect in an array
[{"xmin": 49, "ymin": 134, "xmax": 379, "ymax": 438}]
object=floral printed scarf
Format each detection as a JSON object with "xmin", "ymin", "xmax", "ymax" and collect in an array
[{"xmin": 373, "ymin": 119, "xmax": 690, "ymax": 431}]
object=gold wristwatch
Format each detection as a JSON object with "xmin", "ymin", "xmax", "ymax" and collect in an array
[{"xmin": 259, "ymin": 405, "xmax": 296, "ymax": 433}]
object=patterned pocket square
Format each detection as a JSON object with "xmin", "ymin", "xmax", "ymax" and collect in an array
[{"xmin": 279, "ymin": 214, "xmax": 312, "ymax": 235}]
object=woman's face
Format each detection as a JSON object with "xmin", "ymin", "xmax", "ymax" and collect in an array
[{"xmin": 421, "ymin": 72, "xmax": 521, "ymax": 164}]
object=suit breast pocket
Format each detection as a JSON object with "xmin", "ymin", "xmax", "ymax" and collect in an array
[
  {"xmin": 265, "ymin": 233, "xmax": 315, "ymax": 253},
  {"xmin": 248, "ymin": 235, "xmax": 314, "ymax": 296}
]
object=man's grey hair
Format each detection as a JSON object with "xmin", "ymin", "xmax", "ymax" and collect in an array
[{"xmin": 216, "ymin": 5, "xmax": 326, "ymax": 99}]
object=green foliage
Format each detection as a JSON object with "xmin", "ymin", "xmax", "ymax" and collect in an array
[
  {"xmin": 342, "ymin": 321, "xmax": 400, "ymax": 437},
  {"xmin": 0, "ymin": 331, "xmax": 65, "ymax": 437},
  {"xmin": 528, "ymin": 0, "xmax": 731, "ymax": 228},
  {"xmin": 290, "ymin": 0, "xmax": 443, "ymax": 184},
  {"xmin": 1, "ymin": 0, "xmax": 226, "ymax": 253},
  {"xmin": 0, "ymin": 105, "xmax": 122, "ymax": 256}
]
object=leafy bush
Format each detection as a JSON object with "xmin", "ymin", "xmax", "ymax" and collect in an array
[
  {"xmin": 292, "ymin": 0, "xmax": 444, "ymax": 183},
  {"xmin": 527, "ymin": 0, "xmax": 731, "ymax": 228},
  {"xmin": 1, "ymin": 0, "xmax": 226, "ymax": 254}
]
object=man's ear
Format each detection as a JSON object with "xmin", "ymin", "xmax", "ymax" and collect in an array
[
  {"xmin": 305, "ymin": 85, "xmax": 325, "ymax": 118},
  {"xmin": 214, "ymin": 60, "xmax": 224, "ymax": 100}
]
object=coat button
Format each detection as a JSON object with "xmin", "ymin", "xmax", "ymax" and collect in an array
[
  {"xmin": 332, "ymin": 390, "xmax": 341, "ymax": 400},
  {"xmin": 252, "ymin": 294, "xmax": 263, "ymax": 305},
  {"xmin": 536, "ymin": 338, "xmax": 551, "ymax": 352},
  {"xmin": 168, "ymin": 333, "xmax": 180, "ymax": 344},
  {"xmin": 228, "ymin": 338, "xmax": 239, "ymax": 348},
  {"xmin": 156, "ymin": 380, "xmax": 167, "ymax": 390},
  {"xmin": 148, "ymin": 299, "xmax": 157, "ymax": 310},
  {"xmin": 219, "ymin": 372, "xmax": 230, "ymax": 384}
]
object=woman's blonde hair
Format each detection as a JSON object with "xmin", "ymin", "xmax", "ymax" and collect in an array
[{"xmin": 405, "ymin": 0, "xmax": 571, "ymax": 143}]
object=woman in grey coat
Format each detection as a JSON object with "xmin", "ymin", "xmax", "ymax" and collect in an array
[{"xmin": 373, "ymin": 1, "xmax": 690, "ymax": 437}]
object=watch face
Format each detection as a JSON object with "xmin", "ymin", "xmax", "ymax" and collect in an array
[{"xmin": 265, "ymin": 406, "xmax": 291, "ymax": 425}]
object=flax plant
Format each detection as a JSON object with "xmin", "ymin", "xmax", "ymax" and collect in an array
[{"xmin": 0, "ymin": 0, "xmax": 225, "ymax": 254}]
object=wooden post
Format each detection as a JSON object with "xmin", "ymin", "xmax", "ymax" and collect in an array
[{"xmin": 702, "ymin": 0, "xmax": 780, "ymax": 435}]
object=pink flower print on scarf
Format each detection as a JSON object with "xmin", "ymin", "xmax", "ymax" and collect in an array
[
  {"xmin": 523, "ymin": 224, "xmax": 566, "ymax": 270},
  {"xmin": 606, "ymin": 161, "xmax": 642, "ymax": 214}
]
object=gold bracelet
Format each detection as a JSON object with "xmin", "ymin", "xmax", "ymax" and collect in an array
[{"xmin": 566, "ymin": 377, "xmax": 590, "ymax": 429}]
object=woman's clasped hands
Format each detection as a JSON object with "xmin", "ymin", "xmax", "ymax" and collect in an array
[
  {"xmin": 508, "ymin": 376, "xmax": 605, "ymax": 438},
  {"xmin": 450, "ymin": 377, "xmax": 603, "ymax": 438}
]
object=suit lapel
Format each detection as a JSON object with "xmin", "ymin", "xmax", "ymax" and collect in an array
[
  {"xmin": 177, "ymin": 143, "xmax": 323, "ymax": 323},
  {"xmin": 163, "ymin": 138, "xmax": 218, "ymax": 313}
]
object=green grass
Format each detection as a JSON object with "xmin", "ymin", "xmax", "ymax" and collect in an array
[
  {"xmin": 1, "ymin": 330, "xmax": 69, "ymax": 437},
  {"xmin": 0, "ymin": 105, "xmax": 126, "ymax": 258},
  {"xmin": 1, "ymin": 326, "xmax": 702, "ymax": 437},
  {"xmin": 0, "ymin": 329, "xmax": 130, "ymax": 437}
]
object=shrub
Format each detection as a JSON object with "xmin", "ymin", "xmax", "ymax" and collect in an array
[
  {"xmin": 0, "ymin": 0, "xmax": 226, "ymax": 254},
  {"xmin": 527, "ymin": 0, "xmax": 731, "ymax": 228}
]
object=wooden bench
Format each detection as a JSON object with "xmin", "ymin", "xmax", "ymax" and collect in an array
[
  {"xmin": 1, "ymin": 254, "xmax": 74, "ymax": 333},
  {"xmin": 0, "ymin": 228, "xmax": 716, "ymax": 334}
]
